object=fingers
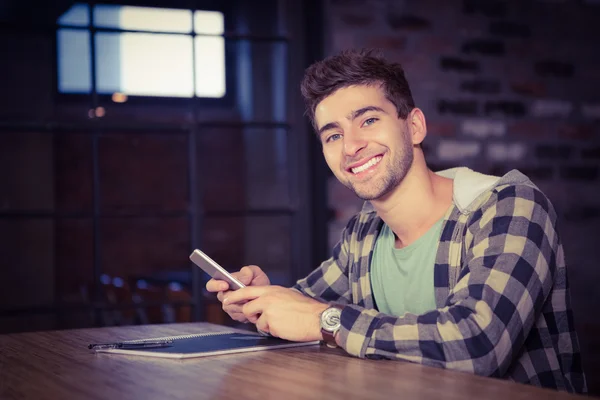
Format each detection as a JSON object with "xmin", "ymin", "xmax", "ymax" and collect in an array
[
  {"xmin": 242, "ymin": 297, "xmax": 263, "ymax": 320},
  {"xmin": 206, "ymin": 265, "xmax": 268, "ymax": 292},
  {"xmin": 255, "ymin": 313, "xmax": 270, "ymax": 335},
  {"xmin": 245, "ymin": 265, "xmax": 271, "ymax": 286},
  {"xmin": 222, "ymin": 300, "xmax": 249, "ymax": 322},
  {"xmin": 206, "ymin": 278, "xmax": 229, "ymax": 293},
  {"xmin": 247, "ymin": 313, "xmax": 259, "ymax": 324},
  {"xmin": 236, "ymin": 266, "xmax": 255, "ymax": 286},
  {"xmin": 232, "ymin": 265, "xmax": 268, "ymax": 286},
  {"xmin": 206, "ymin": 266, "xmax": 272, "ymax": 326},
  {"xmin": 241, "ymin": 298, "xmax": 264, "ymax": 324},
  {"xmin": 223, "ymin": 301, "xmax": 244, "ymax": 315},
  {"xmin": 228, "ymin": 311, "xmax": 249, "ymax": 323},
  {"xmin": 224, "ymin": 286, "xmax": 270, "ymax": 305}
]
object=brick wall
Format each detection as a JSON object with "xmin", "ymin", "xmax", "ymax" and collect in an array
[{"xmin": 323, "ymin": 0, "xmax": 600, "ymax": 392}]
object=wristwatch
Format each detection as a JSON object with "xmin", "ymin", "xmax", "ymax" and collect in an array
[{"xmin": 320, "ymin": 304, "xmax": 343, "ymax": 346}]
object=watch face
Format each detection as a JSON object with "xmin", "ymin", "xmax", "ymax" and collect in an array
[{"xmin": 321, "ymin": 307, "xmax": 341, "ymax": 333}]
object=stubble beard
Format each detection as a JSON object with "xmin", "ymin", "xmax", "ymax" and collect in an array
[{"xmin": 344, "ymin": 145, "xmax": 414, "ymax": 201}]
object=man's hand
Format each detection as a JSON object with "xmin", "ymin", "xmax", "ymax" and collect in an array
[
  {"xmin": 224, "ymin": 286, "xmax": 329, "ymax": 342},
  {"xmin": 205, "ymin": 265, "xmax": 270, "ymax": 323}
]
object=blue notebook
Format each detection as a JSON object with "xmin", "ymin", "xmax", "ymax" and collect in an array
[{"xmin": 93, "ymin": 331, "xmax": 320, "ymax": 359}]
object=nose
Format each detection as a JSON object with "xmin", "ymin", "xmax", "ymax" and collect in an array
[{"xmin": 343, "ymin": 129, "xmax": 367, "ymax": 157}]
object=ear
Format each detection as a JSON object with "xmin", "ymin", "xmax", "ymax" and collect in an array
[{"xmin": 408, "ymin": 108, "xmax": 427, "ymax": 145}]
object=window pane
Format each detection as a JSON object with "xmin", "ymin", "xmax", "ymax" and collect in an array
[
  {"xmin": 236, "ymin": 41, "xmax": 287, "ymax": 121},
  {"xmin": 243, "ymin": 128, "xmax": 290, "ymax": 209},
  {"xmin": 195, "ymin": 36, "xmax": 225, "ymax": 97},
  {"xmin": 196, "ymin": 128, "xmax": 245, "ymax": 212},
  {"xmin": 98, "ymin": 134, "xmax": 189, "ymax": 213},
  {"xmin": 0, "ymin": 219, "xmax": 54, "ymax": 310},
  {"xmin": 57, "ymin": 29, "xmax": 91, "ymax": 93},
  {"xmin": 0, "ymin": 133, "xmax": 54, "ymax": 211},
  {"xmin": 245, "ymin": 216, "xmax": 292, "ymax": 286},
  {"xmin": 201, "ymin": 216, "xmax": 293, "ymax": 287},
  {"xmin": 95, "ymin": 32, "xmax": 120, "ymax": 94},
  {"xmin": 101, "ymin": 217, "xmax": 190, "ymax": 277},
  {"xmin": 93, "ymin": 5, "xmax": 192, "ymax": 33},
  {"xmin": 194, "ymin": 10, "xmax": 224, "ymax": 34},
  {"xmin": 95, "ymin": 32, "xmax": 194, "ymax": 97},
  {"xmin": 57, "ymin": 3, "xmax": 90, "ymax": 27},
  {"xmin": 56, "ymin": 218, "xmax": 93, "ymax": 305}
]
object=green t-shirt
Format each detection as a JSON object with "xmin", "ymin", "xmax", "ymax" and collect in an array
[{"xmin": 371, "ymin": 218, "xmax": 444, "ymax": 317}]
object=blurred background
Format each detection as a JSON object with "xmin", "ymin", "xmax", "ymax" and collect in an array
[{"xmin": 0, "ymin": 0, "xmax": 598, "ymax": 394}]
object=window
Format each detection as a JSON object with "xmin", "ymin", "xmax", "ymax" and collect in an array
[{"xmin": 57, "ymin": 3, "xmax": 226, "ymax": 99}]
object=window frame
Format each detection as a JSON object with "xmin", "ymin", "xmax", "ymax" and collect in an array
[{"xmin": 53, "ymin": 0, "xmax": 235, "ymax": 108}]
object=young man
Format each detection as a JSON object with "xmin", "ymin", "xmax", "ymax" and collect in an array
[{"xmin": 206, "ymin": 49, "xmax": 586, "ymax": 393}]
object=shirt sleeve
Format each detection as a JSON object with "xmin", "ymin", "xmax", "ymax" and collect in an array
[
  {"xmin": 292, "ymin": 215, "xmax": 358, "ymax": 305},
  {"xmin": 334, "ymin": 184, "xmax": 558, "ymax": 377}
]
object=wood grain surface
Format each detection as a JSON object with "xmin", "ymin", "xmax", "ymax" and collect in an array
[{"xmin": 0, "ymin": 323, "xmax": 587, "ymax": 400}]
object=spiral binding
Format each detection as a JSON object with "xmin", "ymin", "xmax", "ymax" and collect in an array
[{"xmin": 123, "ymin": 330, "xmax": 241, "ymax": 344}]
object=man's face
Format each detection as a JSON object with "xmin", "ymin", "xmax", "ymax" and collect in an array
[{"xmin": 315, "ymin": 84, "xmax": 414, "ymax": 201}]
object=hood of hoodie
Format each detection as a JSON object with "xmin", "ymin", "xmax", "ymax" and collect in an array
[
  {"xmin": 435, "ymin": 167, "xmax": 538, "ymax": 214},
  {"xmin": 360, "ymin": 167, "xmax": 538, "ymax": 215}
]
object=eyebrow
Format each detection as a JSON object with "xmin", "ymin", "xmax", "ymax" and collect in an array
[
  {"xmin": 317, "ymin": 105, "xmax": 388, "ymax": 137},
  {"xmin": 317, "ymin": 122, "xmax": 341, "ymax": 137},
  {"xmin": 347, "ymin": 106, "xmax": 387, "ymax": 121}
]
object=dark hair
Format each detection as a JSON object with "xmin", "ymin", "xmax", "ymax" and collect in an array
[{"xmin": 300, "ymin": 48, "xmax": 415, "ymax": 131}]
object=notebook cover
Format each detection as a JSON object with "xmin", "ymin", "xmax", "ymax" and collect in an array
[{"xmin": 95, "ymin": 332, "xmax": 320, "ymax": 359}]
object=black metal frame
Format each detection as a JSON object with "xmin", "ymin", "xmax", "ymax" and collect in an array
[
  {"xmin": 0, "ymin": 119, "xmax": 295, "ymax": 321},
  {"xmin": 0, "ymin": 0, "xmax": 327, "ymax": 332},
  {"xmin": 304, "ymin": 0, "xmax": 329, "ymax": 268}
]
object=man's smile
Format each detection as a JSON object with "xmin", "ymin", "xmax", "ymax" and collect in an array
[{"xmin": 346, "ymin": 155, "xmax": 383, "ymax": 175}]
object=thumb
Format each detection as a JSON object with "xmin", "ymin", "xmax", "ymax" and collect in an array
[{"xmin": 239, "ymin": 266, "xmax": 255, "ymax": 285}]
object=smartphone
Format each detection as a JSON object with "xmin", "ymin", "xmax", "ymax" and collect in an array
[{"xmin": 189, "ymin": 249, "xmax": 246, "ymax": 290}]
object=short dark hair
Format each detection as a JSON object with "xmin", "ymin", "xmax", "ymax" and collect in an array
[{"xmin": 300, "ymin": 48, "xmax": 416, "ymax": 131}]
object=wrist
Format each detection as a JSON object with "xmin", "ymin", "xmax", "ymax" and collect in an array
[{"xmin": 314, "ymin": 303, "xmax": 329, "ymax": 339}]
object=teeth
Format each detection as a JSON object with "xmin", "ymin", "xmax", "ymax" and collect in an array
[{"xmin": 351, "ymin": 156, "xmax": 382, "ymax": 174}]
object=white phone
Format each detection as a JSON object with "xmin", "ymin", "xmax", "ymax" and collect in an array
[{"xmin": 189, "ymin": 249, "xmax": 246, "ymax": 290}]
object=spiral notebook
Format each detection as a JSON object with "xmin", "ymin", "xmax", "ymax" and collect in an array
[{"xmin": 93, "ymin": 331, "xmax": 320, "ymax": 359}]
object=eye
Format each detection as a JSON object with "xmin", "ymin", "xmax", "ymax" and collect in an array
[
  {"xmin": 363, "ymin": 117, "xmax": 378, "ymax": 127},
  {"xmin": 325, "ymin": 133, "xmax": 342, "ymax": 143}
]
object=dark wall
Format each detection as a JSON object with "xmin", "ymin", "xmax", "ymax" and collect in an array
[{"xmin": 323, "ymin": 0, "xmax": 600, "ymax": 393}]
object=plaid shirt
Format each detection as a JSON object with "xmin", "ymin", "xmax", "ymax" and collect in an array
[{"xmin": 293, "ymin": 169, "xmax": 586, "ymax": 393}]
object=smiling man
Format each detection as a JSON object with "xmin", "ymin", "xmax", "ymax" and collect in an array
[{"xmin": 206, "ymin": 49, "xmax": 586, "ymax": 393}]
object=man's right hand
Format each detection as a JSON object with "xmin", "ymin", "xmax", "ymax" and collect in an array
[{"xmin": 205, "ymin": 265, "xmax": 270, "ymax": 323}]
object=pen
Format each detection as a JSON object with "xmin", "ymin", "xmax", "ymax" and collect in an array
[{"xmin": 88, "ymin": 340, "xmax": 173, "ymax": 350}]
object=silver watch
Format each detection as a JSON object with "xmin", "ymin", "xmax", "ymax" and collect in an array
[{"xmin": 320, "ymin": 305, "xmax": 342, "ymax": 344}]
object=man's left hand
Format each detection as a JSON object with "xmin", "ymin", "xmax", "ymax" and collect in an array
[{"xmin": 223, "ymin": 286, "xmax": 329, "ymax": 342}]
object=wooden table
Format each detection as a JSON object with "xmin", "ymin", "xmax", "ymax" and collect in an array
[{"xmin": 0, "ymin": 322, "xmax": 586, "ymax": 400}]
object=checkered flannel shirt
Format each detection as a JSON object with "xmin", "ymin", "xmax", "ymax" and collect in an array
[{"xmin": 293, "ymin": 175, "xmax": 586, "ymax": 393}]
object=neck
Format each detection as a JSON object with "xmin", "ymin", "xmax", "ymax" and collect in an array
[{"xmin": 370, "ymin": 156, "xmax": 453, "ymax": 248}]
